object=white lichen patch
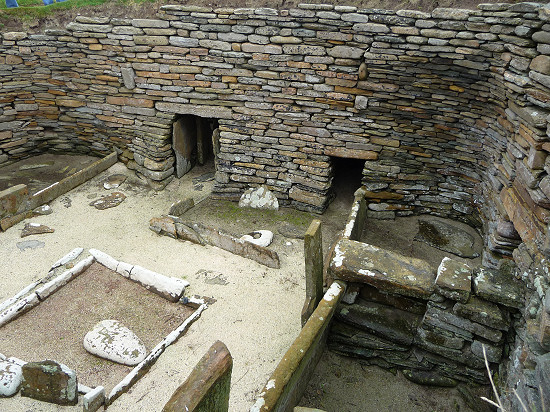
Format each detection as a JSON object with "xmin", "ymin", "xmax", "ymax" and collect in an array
[
  {"xmin": 250, "ymin": 395, "xmax": 266, "ymax": 412},
  {"xmin": 266, "ymin": 379, "xmax": 276, "ymax": 390},
  {"xmin": 358, "ymin": 269, "xmax": 376, "ymax": 277},
  {"xmin": 332, "ymin": 244, "xmax": 345, "ymax": 268},
  {"xmin": 323, "ymin": 282, "xmax": 343, "ymax": 301},
  {"xmin": 343, "ymin": 200, "xmax": 361, "ymax": 239}
]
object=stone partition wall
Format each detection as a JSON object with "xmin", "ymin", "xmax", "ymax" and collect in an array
[{"xmin": 3, "ymin": 3, "xmax": 550, "ymax": 408}]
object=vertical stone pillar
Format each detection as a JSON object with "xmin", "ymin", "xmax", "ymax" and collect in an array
[{"xmin": 301, "ymin": 219, "xmax": 324, "ymax": 327}]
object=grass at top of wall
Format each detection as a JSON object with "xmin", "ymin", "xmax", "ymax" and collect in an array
[{"xmin": 0, "ymin": 0, "xmax": 155, "ymax": 22}]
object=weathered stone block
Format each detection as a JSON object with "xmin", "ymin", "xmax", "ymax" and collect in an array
[
  {"xmin": 435, "ymin": 257, "xmax": 472, "ymax": 303},
  {"xmin": 473, "ymin": 267, "xmax": 524, "ymax": 309},
  {"xmin": 163, "ymin": 341, "xmax": 232, "ymax": 412},
  {"xmin": 0, "ymin": 184, "xmax": 28, "ymax": 219},
  {"xmin": 330, "ymin": 239, "xmax": 436, "ymax": 300},
  {"xmin": 336, "ymin": 300, "xmax": 422, "ymax": 345},
  {"xmin": 21, "ymin": 360, "xmax": 78, "ymax": 406},
  {"xmin": 453, "ymin": 297, "xmax": 510, "ymax": 331}
]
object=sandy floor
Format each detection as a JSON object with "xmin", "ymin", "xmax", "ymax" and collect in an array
[
  {"xmin": 0, "ymin": 160, "xmax": 315, "ymax": 411},
  {"xmin": 0, "ymin": 156, "xmax": 481, "ymax": 411},
  {"xmin": 300, "ymin": 351, "xmax": 474, "ymax": 412}
]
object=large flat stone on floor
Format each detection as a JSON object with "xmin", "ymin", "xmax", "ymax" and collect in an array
[
  {"xmin": 415, "ymin": 217, "xmax": 479, "ymax": 258},
  {"xmin": 472, "ymin": 267, "xmax": 524, "ymax": 309},
  {"xmin": 21, "ymin": 360, "xmax": 78, "ymax": 405},
  {"xmin": 329, "ymin": 239, "xmax": 436, "ymax": 299},
  {"xmin": 83, "ymin": 320, "xmax": 147, "ymax": 366}
]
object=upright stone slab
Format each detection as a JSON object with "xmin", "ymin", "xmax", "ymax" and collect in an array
[
  {"xmin": 163, "ymin": 341, "xmax": 232, "ymax": 412},
  {"xmin": 302, "ymin": 219, "xmax": 324, "ymax": 326},
  {"xmin": 0, "ymin": 184, "xmax": 28, "ymax": 219},
  {"xmin": 21, "ymin": 360, "xmax": 78, "ymax": 405},
  {"xmin": 173, "ymin": 116, "xmax": 196, "ymax": 178}
]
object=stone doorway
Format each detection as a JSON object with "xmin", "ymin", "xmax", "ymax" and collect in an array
[
  {"xmin": 329, "ymin": 156, "xmax": 365, "ymax": 207},
  {"xmin": 172, "ymin": 115, "xmax": 219, "ymax": 178}
]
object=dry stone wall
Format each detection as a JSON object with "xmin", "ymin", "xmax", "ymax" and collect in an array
[{"xmin": 0, "ymin": 4, "xmax": 547, "ymax": 218}]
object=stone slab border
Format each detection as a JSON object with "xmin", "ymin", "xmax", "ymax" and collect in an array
[
  {"xmin": 0, "ymin": 152, "xmax": 118, "ymax": 232},
  {"xmin": 149, "ymin": 216, "xmax": 281, "ymax": 269},
  {"xmin": 0, "ymin": 248, "xmax": 204, "ymax": 410},
  {"xmin": 342, "ymin": 187, "xmax": 367, "ymax": 242},
  {"xmin": 250, "ymin": 281, "xmax": 345, "ymax": 412}
]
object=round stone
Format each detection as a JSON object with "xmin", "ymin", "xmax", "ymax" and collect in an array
[
  {"xmin": 0, "ymin": 360, "xmax": 23, "ymax": 397},
  {"xmin": 83, "ymin": 320, "xmax": 147, "ymax": 366}
]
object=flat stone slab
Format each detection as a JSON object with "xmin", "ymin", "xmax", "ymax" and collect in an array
[
  {"xmin": 21, "ymin": 360, "xmax": 78, "ymax": 405},
  {"xmin": 16, "ymin": 240, "xmax": 45, "ymax": 251},
  {"xmin": 329, "ymin": 238, "xmax": 436, "ymax": 299},
  {"xmin": 336, "ymin": 300, "xmax": 422, "ymax": 346},
  {"xmin": 473, "ymin": 267, "xmax": 524, "ymax": 309},
  {"xmin": 103, "ymin": 174, "xmax": 127, "ymax": 190},
  {"xmin": 0, "ymin": 359, "xmax": 23, "ymax": 397},
  {"xmin": 83, "ymin": 320, "xmax": 147, "ymax": 366},
  {"xmin": 89, "ymin": 192, "xmax": 126, "ymax": 210},
  {"xmin": 239, "ymin": 185, "xmax": 279, "ymax": 210},
  {"xmin": 435, "ymin": 257, "xmax": 472, "ymax": 303},
  {"xmin": 21, "ymin": 222, "xmax": 55, "ymax": 237},
  {"xmin": 414, "ymin": 217, "xmax": 479, "ymax": 258},
  {"xmin": 453, "ymin": 296, "xmax": 510, "ymax": 331}
]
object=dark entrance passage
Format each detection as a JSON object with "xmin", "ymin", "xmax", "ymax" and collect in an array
[
  {"xmin": 172, "ymin": 115, "xmax": 219, "ymax": 178},
  {"xmin": 330, "ymin": 156, "xmax": 365, "ymax": 205}
]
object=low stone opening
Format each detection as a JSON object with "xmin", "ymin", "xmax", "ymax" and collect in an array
[
  {"xmin": 329, "ymin": 156, "xmax": 365, "ymax": 207},
  {"xmin": 172, "ymin": 114, "xmax": 218, "ymax": 178}
]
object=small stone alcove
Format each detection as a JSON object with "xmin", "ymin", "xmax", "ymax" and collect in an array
[{"xmin": 172, "ymin": 114, "xmax": 219, "ymax": 178}]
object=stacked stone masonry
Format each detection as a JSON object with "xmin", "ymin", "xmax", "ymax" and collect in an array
[
  {"xmin": 329, "ymin": 241, "xmax": 522, "ymax": 388},
  {"xmin": 3, "ymin": 2, "xmax": 550, "ymax": 409}
]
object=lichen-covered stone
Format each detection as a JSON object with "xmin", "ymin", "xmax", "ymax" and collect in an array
[
  {"xmin": 453, "ymin": 296, "xmax": 510, "ymax": 331},
  {"xmin": 239, "ymin": 185, "xmax": 279, "ymax": 210},
  {"xmin": 435, "ymin": 257, "xmax": 472, "ymax": 303},
  {"xmin": 83, "ymin": 320, "xmax": 147, "ymax": 366},
  {"xmin": 473, "ymin": 267, "xmax": 524, "ymax": 309},
  {"xmin": 21, "ymin": 360, "xmax": 78, "ymax": 405},
  {"xmin": 0, "ymin": 360, "xmax": 22, "ymax": 397},
  {"xmin": 330, "ymin": 239, "xmax": 436, "ymax": 300}
]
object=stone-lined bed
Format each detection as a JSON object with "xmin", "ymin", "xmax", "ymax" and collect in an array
[
  {"xmin": 0, "ymin": 261, "xmax": 195, "ymax": 393},
  {"xmin": 0, "ymin": 249, "xmax": 206, "ymax": 408}
]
